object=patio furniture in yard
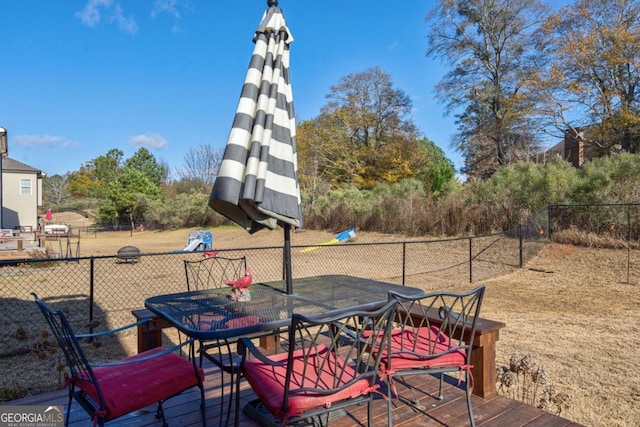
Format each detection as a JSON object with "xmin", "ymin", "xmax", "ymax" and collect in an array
[
  {"xmin": 183, "ymin": 255, "xmax": 267, "ymax": 427},
  {"xmin": 145, "ymin": 275, "xmax": 424, "ymax": 427},
  {"xmin": 237, "ymin": 299, "xmax": 398, "ymax": 427},
  {"xmin": 375, "ymin": 285, "xmax": 485, "ymax": 427},
  {"xmin": 184, "ymin": 255, "xmax": 249, "ymax": 293},
  {"xmin": 32, "ymin": 293, "xmax": 206, "ymax": 427}
]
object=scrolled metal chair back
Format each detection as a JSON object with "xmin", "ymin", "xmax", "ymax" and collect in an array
[{"xmin": 184, "ymin": 255, "xmax": 247, "ymax": 291}]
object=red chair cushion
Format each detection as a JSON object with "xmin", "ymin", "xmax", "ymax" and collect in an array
[
  {"xmin": 224, "ymin": 315, "xmax": 260, "ymax": 329},
  {"xmin": 243, "ymin": 345, "xmax": 374, "ymax": 420},
  {"xmin": 76, "ymin": 347, "xmax": 204, "ymax": 420},
  {"xmin": 378, "ymin": 326, "xmax": 466, "ymax": 374},
  {"xmin": 187, "ymin": 314, "xmax": 260, "ymax": 331}
]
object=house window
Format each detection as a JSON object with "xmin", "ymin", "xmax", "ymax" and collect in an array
[{"xmin": 20, "ymin": 178, "xmax": 32, "ymax": 195}]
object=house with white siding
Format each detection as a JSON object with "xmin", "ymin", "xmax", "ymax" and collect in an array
[{"xmin": 1, "ymin": 157, "xmax": 44, "ymax": 231}]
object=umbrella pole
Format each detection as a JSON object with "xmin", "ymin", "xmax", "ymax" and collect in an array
[{"xmin": 284, "ymin": 224, "xmax": 293, "ymax": 294}]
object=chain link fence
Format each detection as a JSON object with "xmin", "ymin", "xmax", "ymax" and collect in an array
[
  {"xmin": 550, "ymin": 203, "xmax": 640, "ymax": 241},
  {"xmin": 1, "ymin": 227, "xmax": 548, "ymax": 365},
  {"xmin": 548, "ymin": 204, "xmax": 640, "ymax": 284}
]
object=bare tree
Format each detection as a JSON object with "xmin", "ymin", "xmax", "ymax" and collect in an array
[
  {"xmin": 43, "ymin": 174, "xmax": 69, "ymax": 206},
  {"xmin": 536, "ymin": 0, "xmax": 640, "ymax": 155},
  {"xmin": 177, "ymin": 145, "xmax": 223, "ymax": 192},
  {"xmin": 427, "ymin": 0, "xmax": 550, "ymax": 180}
]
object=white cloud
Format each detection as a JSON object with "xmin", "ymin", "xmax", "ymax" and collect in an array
[
  {"xmin": 152, "ymin": 0, "xmax": 194, "ymax": 33},
  {"xmin": 111, "ymin": 4, "xmax": 138, "ymax": 35},
  {"xmin": 13, "ymin": 135, "xmax": 78, "ymax": 148},
  {"xmin": 76, "ymin": 0, "xmax": 138, "ymax": 35},
  {"xmin": 152, "ymin": 0, "xmax": 181, "ymax": 18},
  {"xmin": 75, "ymin": 0, "xmax": 113, "ymax": 27},
  {"xmin": 129, "ymin": 133, "xmax": 168, "ymax": 149}
]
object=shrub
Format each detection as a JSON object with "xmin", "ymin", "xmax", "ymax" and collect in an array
[{"xmin": 497, "ymin": 353, "xmax": 571, "ymax": 416}]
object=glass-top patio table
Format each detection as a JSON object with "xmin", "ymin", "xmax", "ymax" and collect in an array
[{"xmin": 144, "ymin": 274, "xmax": 424, "ymax": 340}]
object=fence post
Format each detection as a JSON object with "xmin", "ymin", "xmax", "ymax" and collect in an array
[
  {"xmin": 627, "ymin": 208, "xmax": 631, "ymax": 285},
  {"xmin": 519, "ymin": 224, "xmax": 524, "ymax": 268},
  {"xmin": 469, "ymin": 237, "xmax": 473, "ymax": 283},
  {"xmin": 89, "ymin": 256, "xmax": 95, "ymax": 334},
  {"xmin": 547, "ymin": 204, "xmax": 553, "ymax": 240},
  {"xmin": 402, "ymin": 242, "xmax": 406, "ymax": 286}
]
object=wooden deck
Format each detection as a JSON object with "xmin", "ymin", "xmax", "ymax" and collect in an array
[{"xmin": 3, "ymin": 359, "xmax": 581, "ymax": 427}]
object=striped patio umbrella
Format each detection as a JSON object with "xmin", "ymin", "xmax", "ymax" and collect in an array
[{"xmin": 209, "ymin": 0, "xmax": 302, "ymax": 293}]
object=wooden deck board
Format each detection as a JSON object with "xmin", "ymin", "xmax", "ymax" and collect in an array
[{"xmin": 1, "ymin": 360, "xmax": 580, "ymax": 427}]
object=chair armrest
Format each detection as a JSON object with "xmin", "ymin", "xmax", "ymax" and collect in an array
[
  {"xmin": 74, "ymin": 318, "xmax": 152, "ymax": 339},
  {"xmin": 89, "ymin": 338, "xmax": 196, "ymax": 368},
  {"xmin": 239, "ymin": 337, "xmax": 286, "ymax": 366}
]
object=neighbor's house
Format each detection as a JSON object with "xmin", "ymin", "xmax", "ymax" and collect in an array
[
  {"xmin": 1, "ymin": 157, "xmax": 44, "ymax": 231},
  {"xmin": 539, "ymin": 127, "xmax": 600, "ymax": 168}
]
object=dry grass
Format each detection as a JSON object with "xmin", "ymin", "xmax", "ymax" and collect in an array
[
  {"xmin": 4, "ymin": 225, "xmax": 640, "ymax": 426},
  {"xmin": 552, "ymin": 227, "xmax": 640, "ymax": 249},
  {"xmin": 483, "ymin": 243, "xmax": 640, "ymax": 427}
]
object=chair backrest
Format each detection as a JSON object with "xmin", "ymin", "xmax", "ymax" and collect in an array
[
  {"xmin": 31, "ymin": 293, "xmax": 100, "ymax": 393},
  {"xmin": 184, "ymin": 255, "xmax": 247, "ymax": 291},
  {"xmin": 281, "ymin": 300, "xmax": 398, "ymax": 414},
  {"xmin": 388, "ymin": 285, "xmax": 485, "ymax": 364}
]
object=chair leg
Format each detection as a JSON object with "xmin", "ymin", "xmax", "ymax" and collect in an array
[
  {"xmin": 203, "ymin": 343, "xmax": 237, "ymax": 427},
  {"xmin": 65, "ymin": 386, "xmax": 73, "ymax": 427},
  {"xmin": 198, "ymin": 340, "xmax": 205, "ymax": 367},
  {"xmin": 220, "ymin": 366, "xmax": 235, "ymax": 427},
  {"xmin": 155, "ymin": 401, "xmax": 167, "ymax": 427},
  {"xmin": 405, "ymin": 373, "xmax": 444, "ymax": 410},
  {"xmin": 387, "ymin": 378, "xmax": 394, "ymax": 426},
  {"xmin": 220, "ymin": 349, "xmax": 237, "ymax": 427},
  {"xmin": 465, "ymin": 371, "xmax": 476, "ymax": 427},
  {"xmin": 191, "ymin": 339, "xmax": 208, "ymax": 427},
  {"xmin": 199, "ymin": 382, "xmax": 207, "ymax": 427},
  {"xmin": 395, "ymin": 375, "xmax": 424, "ymax": 410},
  {"xmin": 234, "ymin": 365, "xmax": 243, "ymax": 427}
]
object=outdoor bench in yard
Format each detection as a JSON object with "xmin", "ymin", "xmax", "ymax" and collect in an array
[{"xmin": 132, "ymin": 309, "xmax": 174, "ymax": 353}]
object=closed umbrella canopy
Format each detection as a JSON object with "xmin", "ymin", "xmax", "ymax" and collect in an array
[
  {"xmin": 209, "ymin": 0, "xmax": 301, "ymax": 292},
  {"xmin": 210, "ymin": 1, "xmax": 301, "ymax": 233}
]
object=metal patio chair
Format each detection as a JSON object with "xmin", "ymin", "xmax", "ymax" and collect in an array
[
  {"xmin": 236, "ymin": 300, "xmax": 398, "ymax": 427},
  {"xmin": 32, "ymin": 293, "xmax": 206, "ymax": 427},
  {"xmin": 375, "ymin": 286, "xmax": 485, "ymax": 427},
  {"xmin": 184, "ymin": 255, "xmax": 267, "ymax": 426},
  {"xmin": 184, "ymin": 255, "xmax": 249, "ymax": 293}
]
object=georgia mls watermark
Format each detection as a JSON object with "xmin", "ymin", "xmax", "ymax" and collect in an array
[{"xmin": 0, "ymin": 405, "xmax": 63, "ymax": 427}]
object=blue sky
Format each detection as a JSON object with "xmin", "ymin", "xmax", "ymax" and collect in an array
[{"xmin": 1, "ymin": 0, "xmax": 463, "ymax": 179}]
